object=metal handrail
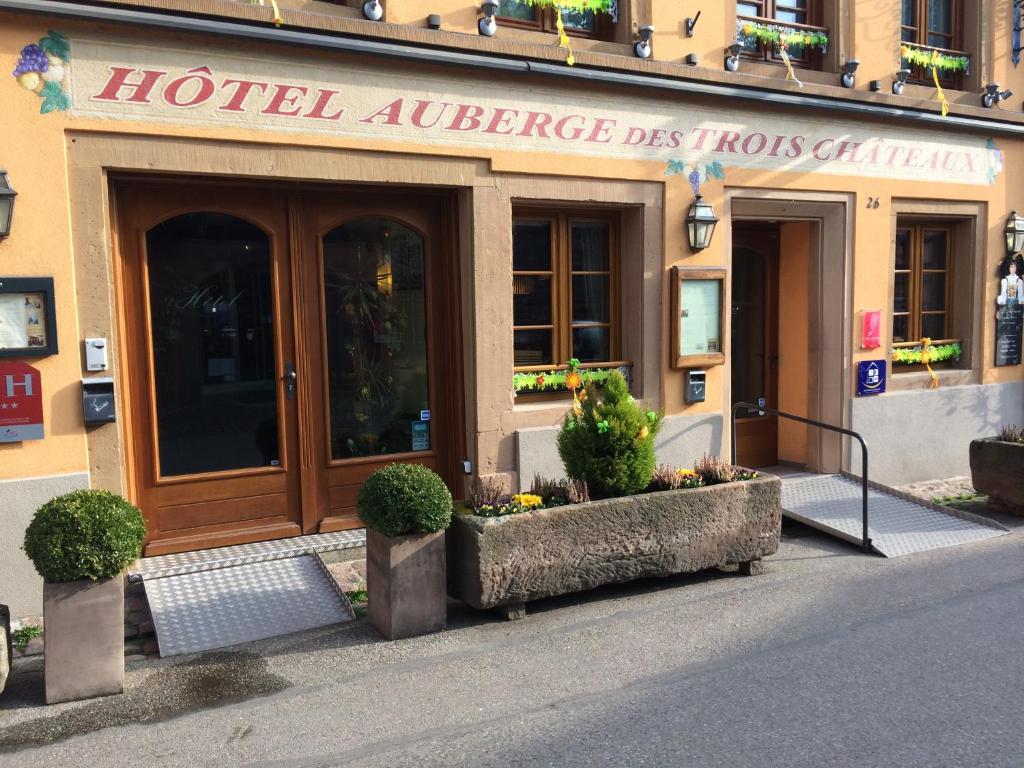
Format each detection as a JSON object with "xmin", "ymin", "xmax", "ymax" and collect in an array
[{"xmin": 730, "ymin": 402, "xmax": 873, "ymax": 552}]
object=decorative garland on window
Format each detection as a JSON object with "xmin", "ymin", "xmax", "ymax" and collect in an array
[
  {"xmin": 891, "ymin": 341, "xmax": 961, "ymax": 366},
  {"xmin": 521, "ymin": 0, "xmax": 617, "ymax": 66},
  {"xmin": 513, "ymin": 362, "xmax": 630, "ymax": 396},
  {"xmin": 900, "ymin": 44, "xmax": 970, "ymax": 74},
  {"xmin": 737, "ymin": 19, "xmax": 829, "ymax": 54}
]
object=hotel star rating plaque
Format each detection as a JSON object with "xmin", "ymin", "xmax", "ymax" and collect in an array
[{"xmin": 0, "ymin": 362, "xmax": 44, "ymax": 442}]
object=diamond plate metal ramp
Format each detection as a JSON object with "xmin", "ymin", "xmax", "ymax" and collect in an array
[
  {"xmin": 143, "ymin": 554, "xmax": 354, "ymax": 657},
  {"xmin": 781, "ymin": 473, "xmax": 1009, "ymax": 557}
]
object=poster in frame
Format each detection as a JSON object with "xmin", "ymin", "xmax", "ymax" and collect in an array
[{"xmin": 0, "ymin": 277, "xmax": 58, "ymax": 358}]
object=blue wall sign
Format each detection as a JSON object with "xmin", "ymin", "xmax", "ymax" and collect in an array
[{"xmin": 856, "ymin": 360, "xmax": 886, "ymax": 396}]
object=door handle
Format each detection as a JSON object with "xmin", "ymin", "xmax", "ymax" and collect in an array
[{"xmin": 284, "ymin": 363, "xmax": 297, "ymax": 400}]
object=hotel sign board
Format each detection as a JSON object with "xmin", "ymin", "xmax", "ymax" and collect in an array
[
  {"xmin": 0, "ymin": 362, "xmax": 44, "ymax": 442},
  {"xmin": 66, "ymin": 38, "xmax": 1004, "ymax": 187}
]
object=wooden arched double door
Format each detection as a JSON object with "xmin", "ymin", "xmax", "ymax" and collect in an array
[{"xmin": 115, "ymin": 179, "xmax": 462, "ymax": 555}]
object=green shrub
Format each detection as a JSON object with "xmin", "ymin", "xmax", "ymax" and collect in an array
[
  {"xmin": 557, "ymin": 371, "xmax": 663, "ymax": 498},
  {"xmin": 23, "ymin": 490, "xmax": 146, "ymax": 583},
  {"xmin": 357, "ymin": 463, "xmax": 452, "ymax": 537}
]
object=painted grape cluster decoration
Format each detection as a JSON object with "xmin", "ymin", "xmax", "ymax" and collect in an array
[
  {"xmin": 665, "ymin": 159, "xmax": 726, "ymax": 195},
  {"xmin": 12, "ymin": 30, "xmax": 71, "ymax": 113}
]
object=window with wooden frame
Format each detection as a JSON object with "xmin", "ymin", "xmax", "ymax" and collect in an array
[
  {"xmin": 736, "ymin": 0, "xmax": 826, "ymax": 70},
  {"xmin": 497, "ymin": 0, "xmax": 615, "ymax": 40},
  {"xmin": 892, "ymin": 222, "xmax": 954, "ymax": 346},
  {"xmin": 512, "ymin": 211, "xmax": 620, "ymax": 372},
  {"xmin": 900, "ymin": 0, "xmax": 966, "ymax": 87}
]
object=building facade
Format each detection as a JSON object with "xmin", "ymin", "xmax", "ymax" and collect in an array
[{"xmin": 1, "ymin": 0, "xmax": 1022, "ymax": 617}]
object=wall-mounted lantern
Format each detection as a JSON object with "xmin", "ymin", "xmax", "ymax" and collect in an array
[
  {"xmin": 892, "ymin": 69, "xmax": 911, "ymax": 96},
  {"xmin": 840, "ymin": 60, "xmax": 859, "ymax": 89},
  {"xmin": 1006, "ymin": 210, "xmax": 1024, "ymax": 256},
  {"xmin": 634, "ymin": 25, "xmax": 654, "ymax": 59},
  {"xmin": 479, "ymin": 2, "xmax": 498, "ymax": 36},
  {"xmin": 982, "ymin": 83, "xmax": 1014, "ymax": 108},
  {"xmin": 362, "ymin": 0, "xmax": 383, "ymax": 21},
  {"xmin": 686, "ymin": 194, "xmax": 719, "ymax": 252},
  {"xmin": 725, "ymin": 42, "xmax": 742, "ymax": 72},
  {"xmin": 0, "ymin": 171, "xmax": 16, "ymax": 240}
]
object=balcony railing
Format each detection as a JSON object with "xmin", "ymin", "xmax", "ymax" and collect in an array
[
  {"xmin": 736, "ymin": 15, "xmax": 830, "ymax": 69},
  {"xmin": 899, "ymin": 40, "xmax": 971, "ymax": 85}
]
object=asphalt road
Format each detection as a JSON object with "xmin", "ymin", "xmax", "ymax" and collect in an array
[{"xmin": 2, "ymin": 516, "xmax": 1023, "ymax": 768}]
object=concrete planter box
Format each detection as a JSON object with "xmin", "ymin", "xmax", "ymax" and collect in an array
[
  {"xmin": 970, "ymin": 438, "xmax": 1024, "ymax": 514},
  {"xmin": 448, "ymin": 475, "xmax": 781, "ymax": 616},
  {"xmin": 43, "ymin": 577, "xmax": 125, "ymax": 704},
  {"xmin": 367, "ymin": 529, "xmax": 447, "ymax": 640}
]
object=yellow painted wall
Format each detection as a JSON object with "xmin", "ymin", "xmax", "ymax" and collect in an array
[{"xmin": 0, "ymin": 2, "xmax": 1022, "ymax": 485}]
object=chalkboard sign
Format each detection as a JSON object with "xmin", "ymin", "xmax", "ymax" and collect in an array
[{"xmin": 996, "ymin": 305, "xmax": 1023, "ymax": 366}]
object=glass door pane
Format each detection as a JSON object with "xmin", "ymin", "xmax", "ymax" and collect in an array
[
  {"xmin": 146, "ymin": 213, "xmax": 280, "ymax": 477},
  {"xmin": 322, "ymin": 219, "xmax": 430, "ymax": 459}
]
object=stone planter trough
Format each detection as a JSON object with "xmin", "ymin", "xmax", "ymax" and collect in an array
[
  {"xmin": 43, "ymin": 577, "xmax": 125, "ymax": 704},
  {"xmin": 970, "ymin": 438, "xmax": 1024, "ymax": 514},
  {"xmin": 367, "ymin": 528, "xmax": 447, "ymax": 640},
  {"xmin": 448, "ymin": 474, "xmax": 782, "ymax": 618}
]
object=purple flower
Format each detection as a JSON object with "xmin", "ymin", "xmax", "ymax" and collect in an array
[{"xmin": 688, "ymin": 170, "xmax": 701, "ymax": 195}]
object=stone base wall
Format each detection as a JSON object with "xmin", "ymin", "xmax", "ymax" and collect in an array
[
  {"xmin": 515, "ymin": 413, "xmax": 724, "ymax": 492},
  {"xmin": 850, "ymin": 382, "xmax": 1024, "ymax": 485},
  {"xmin": 0, "ymin": 473, "xmax": 90, "ymax": 620}
]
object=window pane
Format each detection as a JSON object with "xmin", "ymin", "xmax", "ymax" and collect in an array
[
  {"xmin": 514, "ymin": 329, "xmax": 552, "ymax": 366},
  {"xmin": 922, "ymin": 272, "xmax": 947, "ymax": 311},
  {"xmin": 894, "ymin": 273, "xmax": 910, "ymax": 313},
  {"xmin": 893, "ymin": 314, "xmax": 910, "ymax": 343},
  {"xmin": 927, "ymin": 32, "xmax": 953, "ymax": 48},
  {"xmin": 571, "ymin": 221, "xmax": 610, "ymax": 271},
  {"xmin": 922, "ymin": 313, "xmax": 946, "ymax": 340},
  {"xmin": 902, "ymin": 0, "xmax": 916, "ymax": 26},
  {"xmin": 323, "ymin": 219, "xmax": 430, "ymax": 459},
  {"xmin": 572, "ymin": 326, "xmax": 610, "ymax": 363},
  {"xmin": 927, "ymin": 0, "xmax": 952, "ymax": 34},
  {"xmin": 572, "ymin": 275, "xmax": 610, "ymax": 323},
  {"xmin": 901, "ymin": 28, "xmax": 917, "ymax": 43},
  {"xmin": 561, "ymin": 8, "xmax": 596, "ymax": 32},
  {"xmin": 896, "ymin": 229, "xmax": 912, "ymax": 270},
  {"xmin": 146, "ymin": 213, "xmax": 279, "ymax": 477},
  {"xmin": 513, "ymin": 275, "xmax": 552, "ymax": 326},
  {"xmin": 737, "ymin": 1, "xmax": 763, "ymax": 16},
  {"xmin": 498, "ymin": 0, "xmax": 536, "ymax": 20},
  {"xmin": 923, "ymin": 230, "xmax": 948, "ymax": 269},
  {"xmin": 513, "ymin": 221, "xmax": 551, "ymax": 271}
]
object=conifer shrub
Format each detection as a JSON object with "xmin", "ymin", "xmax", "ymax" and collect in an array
[
  {"xmin": 357, "ymin": 463, "xmax": 452, "ymax": 537},
  {"xmin": 557, "ymin": 371, "xmax": 663, "ymax": 498}
]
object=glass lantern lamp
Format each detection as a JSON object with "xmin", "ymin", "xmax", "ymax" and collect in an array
[
  {"xmin": 686, "ymin": 194, "xmax": 719, "ymax": 252},
  {"xmin": 0, "ymin": 170, "xmax": 16, "ymax": 240},
  {"xmin": 1006, "ymin": 210, "xmax": 1024, "ymax": 256}
]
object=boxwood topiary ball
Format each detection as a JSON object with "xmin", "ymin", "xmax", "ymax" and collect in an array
[
  {"xmin": 23, "ymin": 489, "xmax": 147, "ymax": 583},
  {"xmin": 357, "ymin": 463, "xmax": 453, "ymax": 538}
]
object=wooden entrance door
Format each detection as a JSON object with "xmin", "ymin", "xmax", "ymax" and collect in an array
[
  {"xmin": 731, "ymin": 226, "xmax": 779, "ymax": 469},
  {"xmin": 298, "ymin": 191, "xmax": 461, "ymax": 532},
  {"xmin": 117, "ymin": 183, "xmax": 304, "ymax": 555},
  {"xmin": 116, "ymin": 181, "xmax": 462, "ymax": 553}
]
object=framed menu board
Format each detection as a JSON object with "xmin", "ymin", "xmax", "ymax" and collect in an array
[
  {"xmin": 0, "ymin": 278, "xmax": 58, "ymax": 358},
  {"xmin": 670, "ymin": 266, "xmax": 726, "ymax": 368}
]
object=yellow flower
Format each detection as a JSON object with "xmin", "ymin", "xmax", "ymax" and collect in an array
[
  {"xmin": 512, "ymin": 493, "xmax": 544, "ymax": 509},
  {"xmin": 637, "ymin": 426, "xmax": 649, "ymax": 440},
  {"xmin": 565, "ymin": 371, "xmax": 582, "ymax": 391},
  {"xmin": 677, "ymin": 468, "xmax": 698, "ymax": 477}
]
